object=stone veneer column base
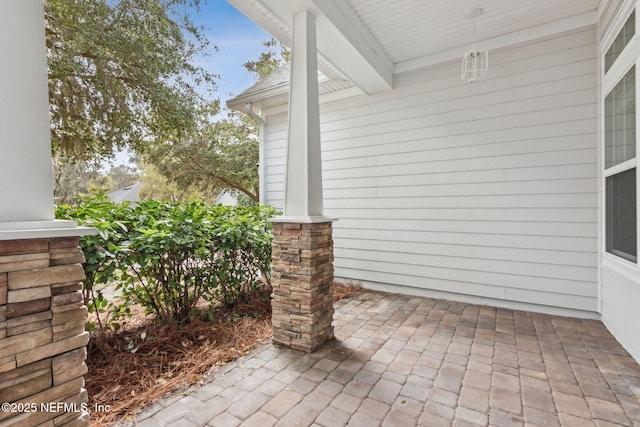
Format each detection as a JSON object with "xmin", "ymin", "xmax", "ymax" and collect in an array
[
  {"xmin": 0, "ymin": 237, "xmax": 89, "ymax": 427},
  {"xmin": 271, "ymin": 222, "xmax": 334, "ymax": 353}
]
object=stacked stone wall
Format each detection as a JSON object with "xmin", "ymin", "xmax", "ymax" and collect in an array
[
  {"xmin": 0, "ymin": 237, "xmax": 89, "ymax": 426},
  {"xmin": 271, "ymin": 222, "xmax": 334, "ymax": 352}
]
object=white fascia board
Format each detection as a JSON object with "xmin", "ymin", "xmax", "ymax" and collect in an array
[
  {"xmin": 260, "ymin": 86, "xmax": 363, "ymax": 118},
  {"xmin": 395, "ymin": 11, "xmax": 598, "ymax": 75},
  {"xmin": 226, "ymin": 0, "xmax": 393, "ymax": 94},
  {"xmin": 227, "ymin": 83, "xmax": 289, "ymax": 111},
  {"xmin": 227, "ymin": 70, "xmax": 335, "ymax": 111}
]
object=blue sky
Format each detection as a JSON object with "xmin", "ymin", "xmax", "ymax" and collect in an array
[
  {"xmin": 193, "ymin": 0, "xmax": 271, "ymax": 100},
  {"xmin": 112, "ymin": 1, "xmax": 270, "ymax": 166}
]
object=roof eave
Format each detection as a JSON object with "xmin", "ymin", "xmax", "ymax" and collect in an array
[{"xmin": 227, "ymin": 83, "xmax": 290, "ymax": 111}]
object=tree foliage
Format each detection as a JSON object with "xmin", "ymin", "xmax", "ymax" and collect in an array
[
  {"xmin": 138, "ymin": 161, "xmax": 214, "ymax": 203},
  {"xmin": 243, "ymin": 38, "xmax": 291, "ymax": 80},
  {"xmin": 45, "ymin": 0, "xmax": 217, "ymax": 160},
  {"xmin": 145, "ymin": 106, "xmax": 259, "ymax": 202},
  {"xmin": 53, "ymin": 158, "xmax": 139, "ymax": 205},
  {"xmin": 143, "ymin": 40, "xmax": 291, "ymax": 203}
]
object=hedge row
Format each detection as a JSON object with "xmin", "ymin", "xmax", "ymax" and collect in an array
[{"xmin": 56, "ymin": 199, "xmax": 278, "ymax": 327}]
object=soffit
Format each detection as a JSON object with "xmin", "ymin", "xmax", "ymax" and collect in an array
[
  {"xmin": 226, "ymin": 0, "xmax": 602, "ymax": 111},
  {"xmin": 348, "ymin": 0, "xmax": 601, "ymax": 64}
]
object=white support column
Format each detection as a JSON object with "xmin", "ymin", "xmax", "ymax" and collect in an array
[
  {"xmin": 270, "ymin": 10, "xmax": 335, "ymax": 352},
  {"xmin": 278, "ymin": 10, "xmax": 331, "ymax": 223},
  {"xmin": 0, "ymin": 0, "xmax": 91, "ymax": 239}
]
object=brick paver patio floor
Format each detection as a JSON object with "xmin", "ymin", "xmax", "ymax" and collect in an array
[{"xmin": 133, "ymin": 290, "xmax": 640, "ymax": 426}]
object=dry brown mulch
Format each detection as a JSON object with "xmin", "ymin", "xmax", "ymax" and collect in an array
[
  {"xmin": 86, "ymin": 283, "xmax": 361, "ymax": 426},
  {"xmin": 333, "ymin": 282, "xmax": 362, "ymax": 301}
]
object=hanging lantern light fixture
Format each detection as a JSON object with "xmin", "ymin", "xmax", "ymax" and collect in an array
[{"xmin": 461, "ymin": 8, "xmax": 488, "ymax": 83}]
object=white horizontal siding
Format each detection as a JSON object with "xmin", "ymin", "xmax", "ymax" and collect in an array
[{"xmin": 263, "ymin": 28, "xmax": 599, "ymax": 313}]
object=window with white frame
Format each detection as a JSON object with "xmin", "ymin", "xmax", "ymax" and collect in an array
[{"xmin": 604, "ymin": 10, "xmax": 637, "ymax": 263}]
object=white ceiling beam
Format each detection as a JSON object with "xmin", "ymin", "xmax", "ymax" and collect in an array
[
  {"xmin": 311, "ymin": 0, "xmax": 393, "ymax": 93},
  {"xmin": 227, "ymin": 0, "xmax": 394, "ymax": 94}
]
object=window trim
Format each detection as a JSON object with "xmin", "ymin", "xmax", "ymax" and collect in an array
[
  {"xmin": 604, "ymin": 158, "xmax": 636, "ymax": 177},
  {"xmin": 601, "ymin": 0, "xmax": 637, "ymax": 53},
  {"xmin": 603, "ymin": 43, "xmax": 638, "ymax": 94},
  {"xmin": 601, "ymin": 3, "xmax": 639, "ymax": 269}
]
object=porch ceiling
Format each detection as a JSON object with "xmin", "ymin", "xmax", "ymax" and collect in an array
[
  {"xmin": 349, "ymin": 0, "xmax": 601, "ymax": 65},
  {"xmin": 227, "ymin": 0, "xmax": 601, "ymax": 108}
]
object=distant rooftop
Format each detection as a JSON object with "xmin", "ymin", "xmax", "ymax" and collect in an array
[{"xmin": 108, "ymin": 182, "xmax": 141, "ymax": 203}]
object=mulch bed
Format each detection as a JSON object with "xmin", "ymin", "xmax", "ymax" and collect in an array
[{"xmin": 86, "ymin": 283, "xmax": 361, "ymax": 426}]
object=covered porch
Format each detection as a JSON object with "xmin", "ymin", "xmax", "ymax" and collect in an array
[
  {"xmin": 134, "ymin": 289, "xmax": 640, "ymax": 426},
  {"xmin": 1, "ymin": 0, "xmax": 640, "ymax": 425},
  {"xmin": 227, "ymin": 0, "xmax": 640, "ymax": 367}
]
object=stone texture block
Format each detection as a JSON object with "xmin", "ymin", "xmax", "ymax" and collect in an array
[
  {"xmin": 53, "ymin": 347, "xmax": 87, "ymax": 385},
  {"xmin": 7, "ymin": 285, "xmax": 51, "ymax": 303},
  {"xmin": 7, "ymin": 310, "xmax": 52, "ymax": 329},
  {"xmin": 52, "ymin": 307, "xmax": 87, "ymax": 326},
  {"xmin": 0, "ymin": 359, "xmax": 48, "ymax": 387},
  {"xmin": 56, "ymin": 411, "xmax": 90, "ymax": 427},
  {"xmin": 0, "ymin": 360, "xmax": 51, "ymax": 402},
  {"xmin": 53, "ymin": 322, "xmax": 85, "ymax": 342},
  {"xmin": 50, "ymin": 252, "xmax": 86, "ymax": 266},
  {"xmin": 0, "ymin": 258, "xmax": 50, "ymax": 273},
  {"xmin": 47, "ymin": 389, "xmax": 89, "ymax": 427},
  {"xmin": 51, "ymin": 301, "xmax": 84, "ymax": 314},
  {"xmin": 16, "ymin": 331, "xmax": 89, "ymax": 367},
  {"xmin": 7, "ymin": 319, "xmax": 50, "ymax": 337},
  {"xmin": 0, "ymin": 239, "xmax": 48, "ymax": 256},
  {"xmin": 51, "ymin": 281, "xmax": 83, "ymax": 295},
  {"xmin": 0, "ymin": 356, "xmax": 15, "ymax": 374},
  {"xmin": 52, "ymin": 292, "xmax": 83, "ymax": 307},
  {"xmin": 0, "ymin": 328, "xmax": 52, "ymax": 359},
  {"xmin": 6, "ymin": 297, "xmax": 50, "ymax": 319},
  {"xmin": 0, "ymin": 371, "xmax": 51, "ymax": 402},
  {"xmin": 50, "ymin": 237, "xmax": 81, "ymax": 249},
  {"xmin": 0, "ymin": 252, "xmax": 49, "ymax": 265},
  {"xmin": 8, "ymin": 264, "xmax": 85, "ymax": 290},
  {"xmin": 49, "ymin": 245, "xmax": 85, "ymax": 267}
]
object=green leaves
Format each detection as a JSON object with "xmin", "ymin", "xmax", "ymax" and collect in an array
[
  {"xmin": 243, "ymin": 38, "xmax": 291, "ymax": 80},
  {"xmin": 45, "ymin": 0, "xmax": 217, "ymax": 161},
  {"xmin": 57, "ymin": 199, "xmax": 279, "ymax": 326},
  {"xmin": 145, "ymin": 108, "xmax": 260, "ymax": 203}
]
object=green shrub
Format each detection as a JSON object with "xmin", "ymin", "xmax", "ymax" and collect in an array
[
  {"xmin": 57, "ymin": 199, "xmax": 278, "ymax": 326},
  {"xmin": 56, "ymin": 196, "xmax": 132, "ymax": 330}
]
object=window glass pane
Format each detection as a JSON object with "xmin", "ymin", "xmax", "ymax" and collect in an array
[
  {"xmin": 607, "ymin": 168, "xmax": 637, "ymax": 262},
  {"xmin": 605, "ymin": 67, "xmax": 636, "ymax": 169},
  {"xmin": 605, "ymin": 11, "xmax": 635, "ymax": 72}
]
